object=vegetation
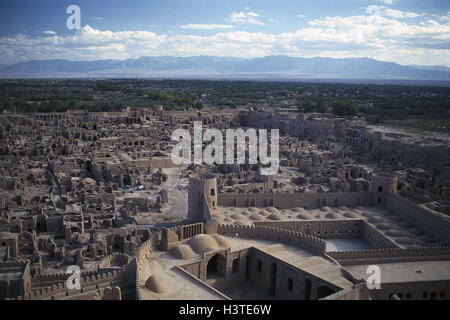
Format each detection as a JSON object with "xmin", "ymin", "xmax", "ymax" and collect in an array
[
  {"xmin": 333, "ymin": 100, "xmax": 359, "ymax": 116},
  {"xmin": 1, "ymin": 79, "xmax": 449, "ymax": 128}
]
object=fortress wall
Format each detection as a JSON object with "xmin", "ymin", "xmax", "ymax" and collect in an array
[
  {"xmin": 218, "ymin": 191, "xmax": 371, "ymax": 209},
  {"xmin": 98, "ymin": 253, "xmax": 130, "ymax": 268},
  {"xmin": 253, "ymin": 220, "xmax": 363, "ymax": 239},
  {"xmin": 0, "ymin": 260, "xmax": 30, "ymax": 299},
  {"xmin": 322, "ymin": 283, "xmax": 370, "ymax": 300},
  {"xmin": 371, "ymin": 138, "xmax": 449, "ymax": 165},
  {"xmin": 202, "ymin": 196, "xmax": 212, "ymax": 221},
  {"xmin": 248, "ymin": 247, "xmax": 343, "ymax": 300},
  {"xmin": 13, "ymin": 270, "xmax": 124, "ymax": 300},
  {"xmin": 239, "ymin": 111, "xmax": 334, "ymax": 137},
  {"xmin": 327, "ymin": 247, "xmax": 450, "ymax": 266},
  {"xmin": 253, "ymin": 220, "xmax": 398, "ymax": 249},
  {"xmin": 180, "ymin": 246, "xmax": 344, "ymax": 300},
  {"xmin": 360, "ymin": 222, "xmax": 398, "ymax": 249},
  {"xmin": 369, "ymin": 280, "xmax": 450, "ymax": 300},
  {"xmin": 148, "ymin": 156, "xmax": 180, "ymax": 169},
  {"xmin": 135, "ymin": 234, "xmax": 160, "ymax": 300},
  {"xmin": 31, "ymin": 269, "xmax": 98, "ymax": 287},
  {"xmin": 217, "ymin": 224, "xmax": 326, "ymax": 255},
  {"xmin": 161, "ymin": 222, "xmax": 204, "ymax": 250},
  {"xmin": 386, "ymin": 193, "xmax": 450, "ymax": 246}
]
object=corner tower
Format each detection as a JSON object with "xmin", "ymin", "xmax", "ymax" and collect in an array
[
  {"xmin": 188, "ymin": 173, "xmax": 217, "ymax": 221},
  {"xmin": 370, "ymin": 172, "xmax": 398, "ymax": 204}
]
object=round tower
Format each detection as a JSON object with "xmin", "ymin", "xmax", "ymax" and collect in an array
[
  {"xmin": 188, "ymin": 173, "xmax": 217, "ymax": 220},
  {"xmin": 370, "ymin": 172, "xmax": 398, "ymax": 204}
]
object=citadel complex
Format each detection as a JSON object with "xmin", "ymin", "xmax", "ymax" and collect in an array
[{"xmin": 0, "ymin": 106, "xmax": 449, "ymax": 301}]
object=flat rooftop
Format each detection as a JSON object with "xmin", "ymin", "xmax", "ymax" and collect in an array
[
  {"xmin": 139, "ymin": 234, "xmax": 353, "ymax": 300},
  {"xmin": 325, "ymin": 238, "xmax": 374, "ymax": 252},
  {"xmin": 345, "ymin": 260, "xmax": 450, "ymax": 283},
  {"xmin": 212, "ymin": 205, "xmax": 443, "ymax": 248}
]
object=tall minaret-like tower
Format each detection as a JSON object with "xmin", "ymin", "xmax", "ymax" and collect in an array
[{"xmin": 187, "ymin": 173, "xmax": 217, "ymax": 221}]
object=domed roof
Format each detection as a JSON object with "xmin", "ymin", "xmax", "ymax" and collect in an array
[
  {"xmin": 268, "ymin": 213, "xmax": 284, "ymax": 220},
  {"xmin": 144, "ymin": 275, "xmax": 166, "ymax": 293},
  {"xmin": 188, "ymin": 234, "xmax": 219, "ymax": 253},
  {"xmin": 169, "ymin": 244, "xmax": 196, "ymax": 260}
]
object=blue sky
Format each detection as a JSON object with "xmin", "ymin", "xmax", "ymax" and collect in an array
[{"xmin": 0, "ymin": 0, "xmax": 449, "ymax": 66}]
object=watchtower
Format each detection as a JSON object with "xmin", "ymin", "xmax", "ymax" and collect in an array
[{"xmin": 187, "ymin": 173, "xmax": 217, "ymax": 220}]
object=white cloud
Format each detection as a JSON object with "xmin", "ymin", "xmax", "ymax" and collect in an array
[
  {"xmin": 376, "ymin": 0, "xmax": 397, "ymax": 4},
  {"xmin": 43, "ymin": 30, "xmax": 56, "ymax": 35},
  {"xmin": 439, "ymin": 11, "xmax": 450, "ymax": 22},
  {"xmin": 230, "ymin": 11, "xmax": 266, "ymax": 25},
  {"xmin": 298, "ymin": 14, "xmax": 306, "ymax": 18},
  {"xmin": 383, "ymin": 9, "xmax": 424, "ymax": 19},
  {"xmin": 1, "ymin": 12, "xmax": 450, "ymax": 67},
  {"xmin": 179, "ymin": 24, "xmax": 235, "ymax": 30}
]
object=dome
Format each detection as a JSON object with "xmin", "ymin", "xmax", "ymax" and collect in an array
[
  {"xmin": 188, "ymin": 234, "xmax": 219, "ymax": 253},
  {"xmin": 368, "ymin": 216, "xmax": 384, "ymax": 223},
  {"xmin": 385, "ymin": 230, "xmax": 405, "ymax": 237},
  {"xmin": 249, "ymin": 213, "xmax": 265, "ymax": 221},
  {"xmin": 210, "ymin": 234, "xmax": 231, "ymax": 248},
  {"xmin": 297, "ymin": 213, "xmax": 311, "ymax": 220},
  {"xmin": 324, "ymin": 212, "xmax": 342, "ymax": 219},
  {"xmin": 376, "ymin": 223, "xmax": 393, "ymax": 230},
  {"xmin": 268, "ymin": 213, "xmax": 284, "ymax": 221},
  {"xmin": 343, "ymin": 212, "xmax": 358, "ymax": 218},
  {"xmin": 144, "ymin": 275, "xmax": 166, "ymax": 293},
  {"xmin": 169, "ymin": 244, "xmax": 196, "ymax": 260},
  {"xmin": 230, "ymin": 213, "xmax": 246, "ymax": 220}
]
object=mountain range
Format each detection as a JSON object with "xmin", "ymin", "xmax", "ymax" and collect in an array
[{"xmin": 0, "ymin": 55, "xmax": 449, "ymax": 81}]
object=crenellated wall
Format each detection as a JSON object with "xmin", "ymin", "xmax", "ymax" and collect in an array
[
  {"xmin": 217, "ymin": 224, "xmax": 326, "ymax": 255},
  {"xmin": 98, "ymin": 253, "xmax": 131, "ymax": 269},
  {"xmin": 327, "ymin": 247, "xmax": 450, "ymax": 266},
  {"xmin": 31, "ymin": 269, "xmax": 98, "ymax": 288},
  {"xmin": 218, "ymin": 191, "xmax": 372, "ymax": 210},
  {"xmin": 254, "ymin": 219, "xmax": 363, "ymax": 239},
  {"xmin": 135, "ymin": 236, "xmax": 158, "ymax": 300},
  {"xmin": 386, "ymin": 193, "xmax": 450, "ymax": 246},
  {"xmin": 11, "ymin": 270, "xmax": 125, "ymax": 300},
  {"xmin": 360, "ymin": 222, "xmax": 398, "ymax": 249},
  {"xmin": 253, "ymin": 220, "xmax": 398, "ymax": 249}
]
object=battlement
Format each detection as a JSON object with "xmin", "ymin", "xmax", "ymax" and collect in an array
[
  {"xmin": 31, "ymin": 269, "xmax": 98, "ymax": 284},
  {"xmin": 135, "ymin": 235, "xmax": 158, "ymax": 300},
  {"xmin": 327, "ymin": 246, "xmax": 450, "ymax": 266},
  {"xmin": 217, "ymin": 224, "xmax": 326, "ymax": 255},
  {"xmin": 98, "ymin": 253, "xmax": 131, "ymax": 269},
  {"xmin": 218, "ymin": 191, "xmax": 372, "ymax": 210},
  {"xmin": 12, "ymin": 270, "xmax": 124, "ymax": 300},
  {"xmin": 0, "ymin": 260, "xmax": 29, "ymax": 268},
  {"xmin": 386, "ymin": 193, "xmax": 450, "ymax": 246}
]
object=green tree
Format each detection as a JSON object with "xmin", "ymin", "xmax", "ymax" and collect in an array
[{"xmin": 333, "ymin": 100, "xmax": 359, "ymax": 116}]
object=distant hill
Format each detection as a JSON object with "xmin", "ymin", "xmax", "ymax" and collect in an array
[
  {"xmin": 408, "ymin": 65, "xmax": 450, "ymax": 73},
  {"xmin": 0, "ymin": 55, "xmax": 449, "ymax": 81}
]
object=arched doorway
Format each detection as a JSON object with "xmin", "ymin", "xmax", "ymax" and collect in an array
[
  {"xmin": 269, "ymin": 263, "xmax": 277, "ymax": 296},
  {"xmin": 207, "ymin": 254, "xmax": 225, "ymax": 279},
  {"xmin": 113, "ymin": 235, "xmax": 122, "ymax": 250},
  {"xmin": 317, "ymin": 285, "xmax": 335, "ymax": 299},
  {"xmin": 304, "ymin": 279, "xmax": 312, "ymax": 300},
  {"xmin": 36, "ymin": 214, "xmax": 47, "ymax": 233},
  {"xmin": 245, "ymin": 255, "xmax": 251, "ymax": 280},
  {"xmin": 18, "ymin": 232, "xmax": 34, "ymax": 257}
]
